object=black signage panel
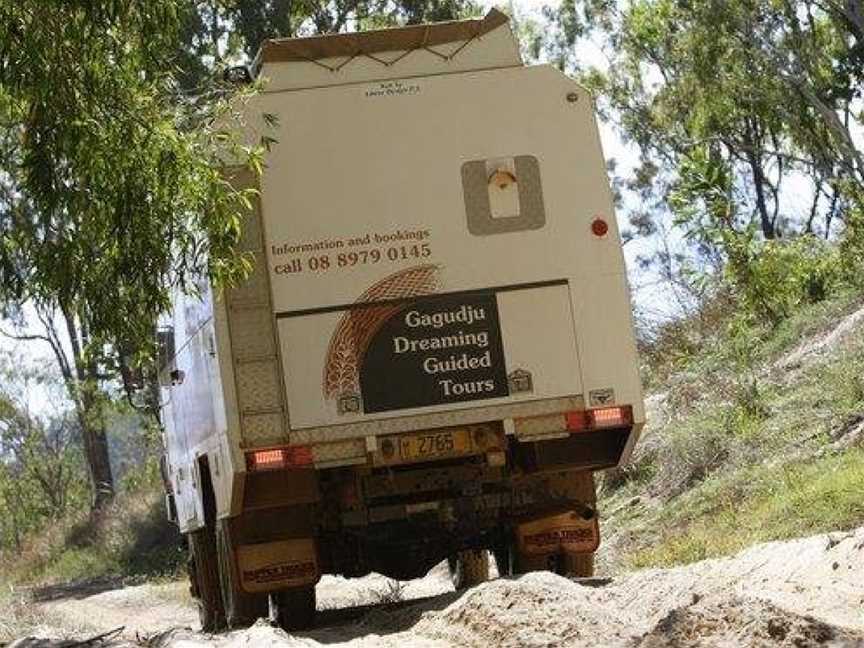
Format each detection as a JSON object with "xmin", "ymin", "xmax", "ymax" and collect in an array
[{"xmin": 359, "ymin": 292, "xmax": 509, "ymax": 413}]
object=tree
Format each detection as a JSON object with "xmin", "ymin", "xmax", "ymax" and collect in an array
[
  {"xmin": 0, "ymin": 353, "xmax": 87, "ymax": 550},
  {"xmin": 0, "ymin": 1, "xmax": 265, "ymax": 511},
  {"xmin": 540, "ymin": 0, "xmax": 863, "ymax": 321}
]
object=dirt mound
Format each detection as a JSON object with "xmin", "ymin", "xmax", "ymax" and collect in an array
[
  {"xmin": 412, "ymin": 573, "xmax": 632, "ymax": 647},
  {"xmin": 14, "ymin": 528, "xmax": 864, "ymax": 648},
  {"xmin": 638, "ymin": 597, "xmax": 864, "ymax": 648}
]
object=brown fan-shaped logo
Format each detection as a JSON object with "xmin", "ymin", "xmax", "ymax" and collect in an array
[{"xmin": 323, "ymin": 265, "xmax": 442, "ymax": 400}]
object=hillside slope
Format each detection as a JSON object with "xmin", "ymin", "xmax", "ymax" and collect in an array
[{"xmin": 598, "ymin": 292, "xmax": 864, "ymax": 571}]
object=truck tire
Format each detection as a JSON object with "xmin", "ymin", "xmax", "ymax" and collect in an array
[
  {"xmin": 189, "ymin": 527, "xmax": 226, "ymax": 632},
  {"xmin": 448, "ymin": 549, "xmax": 490, "ymax": 589},
  {"xmin": 492, "ymin": 543, "xmax": 513, "ymax": 578},
  {"xmin": 560, "ymin": 552, "xmax": 594, "ymax": 578},
  {"xmin": 272, "ymin": 586, "xmax": 316, "ymax": 631},
  {"xmin": 216, "ymin": 521, "xmax": 269, "ymax": 628}
]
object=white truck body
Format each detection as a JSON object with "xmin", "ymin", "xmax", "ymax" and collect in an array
[{"xmin": 160, "ymin": 12, "xmax": 644, "ymax": 619}]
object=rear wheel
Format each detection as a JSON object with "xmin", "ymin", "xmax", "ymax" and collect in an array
[
  {"xmin": 512, "ymin": 551, "xmax": 595, "ymax": 578},
  {"xmin": 188, "ymin": 527, "xmax": 226, "ymax": 632},
  {"xmin": 272, "ymin": 586, "xmax": 316, "ymax": 631},
  {"xmin": 216, "ymin": 521, "xmax": 269, "ymax": 628},
  {"xmin": 513, "ymin": 551, "xmax": 557, "ymax": 575},
  {"xmin": 492, "ymin": 542, "xmax": 513, "ymax": 578},
  {"xmin": 448, "ymin": 549, "xmax": 490, "ymax": 589}
]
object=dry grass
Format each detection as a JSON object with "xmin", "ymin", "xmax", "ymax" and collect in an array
[
  {"xmin": 1, "ymin": 483, "xmax": 184, "ymax": 587},
  {"xmin": 628, "ymin": 448, "xmax": 864, "ymax": 567},
  {"xmin": 0, "ymin": 587, "xmax": 93, "ymax": 644},
  {"xmin": 602, "ymin": 290, "xmax": 864, "ymax": 570}
]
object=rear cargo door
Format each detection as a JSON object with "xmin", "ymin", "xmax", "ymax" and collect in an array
[{"xmin": 278, "ymin": 281, "xmax": 581, "ymax": 429}]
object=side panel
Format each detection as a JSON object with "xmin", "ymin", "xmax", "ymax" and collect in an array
[
  {"xmin": 220, "ymin": 169, "xmax": 290, "ymax": 450},
  {"xmin": 161, "ymin": 283, "xmax": 221, "ymax": 533},
  {"xmin": 257, "ymin": 65, "xmax": 625, "ymax": 313}
]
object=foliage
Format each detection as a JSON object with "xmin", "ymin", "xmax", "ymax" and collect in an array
[
  {"xmin": 0, "ymin": 2, "xmax": 262, "ymax": 358},
  {"xmin": 602, "ymin": 290, "xmax": 864, "ymax": 570},
  {"xmin": 0, "ymin": 0, "xmax": 270, "ymax": 509},
  {"xmin": 0, "ymin": 459, "xmax": 183, "ymax": 585},
  {"xmin": 628, "ymin": 449, "xmax": 864, "ymax": 568},
  {"xmin": 0, "ymin": 353, "xmax": 88, "ymax": 550},
  {"xmin": 535, "ymin": 0, "xmax": 864, "ymax": 327},
  {"xmin": 604, "ymin": 0, "xmax": 862, "ymax": 236}
]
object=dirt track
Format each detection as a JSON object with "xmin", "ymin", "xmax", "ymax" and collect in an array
[{"xmin": 12, "ymin": 527, "xmax": 864, "ymax": 648}]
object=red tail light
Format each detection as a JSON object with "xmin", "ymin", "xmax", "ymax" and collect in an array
[
  {"xmin": 589, "ymin": 406, "xmax": 632, "ymax": 428},
  {"xmin": 566, "ymin": 405, "xmax": 632, "ymax": 432},
  {"xmin": 565, "ymin": 411, "xmax": 588, "ymax": 432},
  {"xmin": 246, "ymin": 445, "xmax": 314, "ymax": 471}
]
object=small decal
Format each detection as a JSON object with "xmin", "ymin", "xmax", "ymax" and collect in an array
[
  {"xmin": 237, "ymin": 539, "xmax": 319, "ymax": 593},
  {"xmin": 508, "ymin": 369, "xmax": 534, "ymax": 394},
  {"xmin": 242, "ymin": 560, "xmax": 316, "ymax": 586},
  {"xmin": 337, "ymin": 393, "xmax": 363, "ymax": 415},
  {"xmin": 589, "ymin": 388, "xmax": 615, "ymax": 407},
  {"xmin": 365, "ymin": 80, "xmax": 421, "ymax": 98}
]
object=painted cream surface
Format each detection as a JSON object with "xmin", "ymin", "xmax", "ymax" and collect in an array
[
  {"xmin": 256, "ymin": 65, "xmax": 624, "ymax": 314},
  {"xmin": 252, "ymin": 63, "xmax": 640, "ymax": 431},
  {"xmin": 161, "ymin": 18, "xmax": 645, "ymax": 525}
]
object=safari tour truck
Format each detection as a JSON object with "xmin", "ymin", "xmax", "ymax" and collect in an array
[{"xmin": 158, "ymin": 9, "xmax": 645, "ymax": 631}]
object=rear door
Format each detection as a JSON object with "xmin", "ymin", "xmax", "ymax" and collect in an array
[{"xmin": 278, "ymin": 281, "xmax": 582, "ymax": 429}]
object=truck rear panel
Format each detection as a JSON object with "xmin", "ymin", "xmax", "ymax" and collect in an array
[{"xmin": 226, "ymin": 63, "xmax": 644, "ymax": 453}]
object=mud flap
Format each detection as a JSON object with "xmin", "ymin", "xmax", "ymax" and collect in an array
[
  {"xmin": 515, "ymin": 508, "xmax": 600, "ymax": 557},
  {"xmin": 236, "ymin": 539, "xmax": 320, "ymax": 594}
]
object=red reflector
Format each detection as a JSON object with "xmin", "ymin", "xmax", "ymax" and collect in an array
[
  {"xmin": 247, "ymin": 446, "xmax": 314, "ymax": 471},
  {"xmin": 285, "ymin": 445, "xmax": 314, "ymax": 466},
  {"xmin": 591, "ymin": 218, "xmax": 609, "ymax": 237},
  {"xmin": 565, "ymin": 411, "xmax": 588, "ymax": 432}
]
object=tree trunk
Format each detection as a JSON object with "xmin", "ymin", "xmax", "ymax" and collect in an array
[
  {"xmin": 79, "ymin": 403, "xmax": 115, "ymax": 512},
  {"xmin": 744, "ymin": 132, "xmax": 777, "ymax": 240},
  {"xmin": 62, "ymin": 307, "xmax": 116, "ymax": 513}
]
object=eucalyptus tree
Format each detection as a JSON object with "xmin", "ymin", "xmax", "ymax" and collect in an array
[
  {"xmin": 538, "ymin": 0, "xmax": 863, "ymax": 321},
  {"xmin": 0, "ymin": 353, "xmax": 88, "ymax": 549},
  {"xmin": 0, "ymin": 1, "xmax": 263, "ymax": 511}
]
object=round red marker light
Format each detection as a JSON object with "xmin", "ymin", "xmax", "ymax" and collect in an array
[{"xmin": 591, "ymin": 218, "xmax": 609, "ymax": 237}]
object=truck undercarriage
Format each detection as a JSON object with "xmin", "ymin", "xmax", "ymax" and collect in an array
[{"xmin": 186, "ymin": 415, "xmax": 632, "ymax": 630}]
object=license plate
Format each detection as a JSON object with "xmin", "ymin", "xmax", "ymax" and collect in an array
[{"xmin": 398, "ymin": 429, "xmax": 471, "ymax": 462}]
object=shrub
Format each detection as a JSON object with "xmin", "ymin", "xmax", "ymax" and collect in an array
[{"xmin": 725, "ymin": 233, "xmax": 841, "ymax": 326}]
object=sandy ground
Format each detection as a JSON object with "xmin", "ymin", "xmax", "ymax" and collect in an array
[{"xmin": 9, "ymin": 527, "xmax": 864, "ymax": 648}]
